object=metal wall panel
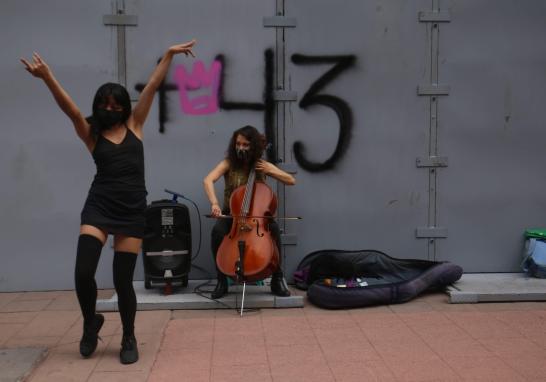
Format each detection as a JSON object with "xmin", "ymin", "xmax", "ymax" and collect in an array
[
  {"xmin": 438, "ymin": 0, "xmax": 546, "ymax": 271},
  {"xmin": 281, "ymin": 0, "xmax": 431, "ymax": 276},
  {"xmin": 0, "ymin": 0, "xmax": 118, "ymax": 291},
  {"xmin": 3, "ymin": 0, "xmax": 546, "ymax": 291}
]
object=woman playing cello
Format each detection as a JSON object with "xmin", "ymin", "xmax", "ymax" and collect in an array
[{"xmin": 203, "ymin": 125, "xmax": 296, "ymax": 298}]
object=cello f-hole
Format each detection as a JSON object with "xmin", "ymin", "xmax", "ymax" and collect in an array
[{"xmin": 253, "ymin": 218, "xmax": 264, "ymax": 237}]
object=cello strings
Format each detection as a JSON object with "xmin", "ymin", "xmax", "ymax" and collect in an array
[{"xmin": 241, "ymin": 167, "xmax": 255, "ymax": 223}]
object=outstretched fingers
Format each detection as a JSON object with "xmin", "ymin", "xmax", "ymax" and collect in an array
[
  {"xmin": 180, "ymin": 43, "xmax": 196, "ymax": 58},
  {"xmin": 20, "ymin": 57, "xmax": 34, "ymax": 72},
  {"xmin": 20, "ymin": 57, "xmax": 31, "ymax": 69},
  {"xmin": 20, "ymin": 52, "xmax": 49, "ymax": 77},
  {"xmin": 180, "ymin": 39, "xmax": 196, "ymax": 48},
  {"xmin": 33, "ymin": 52, "xmax": 45, "ymax": 65},
  {"xmin": 170, "ymin": 39, "xmax": 197, "ymax": 57}
]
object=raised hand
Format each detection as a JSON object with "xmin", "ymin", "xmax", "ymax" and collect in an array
[
  {"xmin": 20, "ymin": 52, "xmax": 51, "ymax": 79},
  {"xmin": 255, "ymin": 159, "xmax": 296, "ymax": 185},
  {"xmin": 126, "ymin": 38, "xmax": 197, "ymax": 130},
  {"xmin": 167, "ymin": 39, "xmax": 197, "ymax": 57},
  {"xmin": 255, "ymin": 159, "xmax": 275, "ymax": 175}
]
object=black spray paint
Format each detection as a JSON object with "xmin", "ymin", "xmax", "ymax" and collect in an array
[
  {"xmin": 291, "ymin": 54, "xmax": 356, "ymax": 172},
  {"xmin": 135, "ymin": 51, "xmax": 356, "ymax": 171}
]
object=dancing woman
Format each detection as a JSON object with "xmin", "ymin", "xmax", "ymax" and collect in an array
[{"xmin": 21, "ymin": 39, "xmax": 196, "ymax": 364}]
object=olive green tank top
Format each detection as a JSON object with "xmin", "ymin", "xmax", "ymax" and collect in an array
[{"xmin": 223, "ymin": 166, "xmax": 265, "ymax": 213}]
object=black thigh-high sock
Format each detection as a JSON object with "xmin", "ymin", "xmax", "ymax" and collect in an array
[
  {"xmin": 113, "ymin": 251, "xmax": 138, "ymax": 336},
  {"xmin": 75, "ymin": 234, "xmax": 103, "ymax": 325}
]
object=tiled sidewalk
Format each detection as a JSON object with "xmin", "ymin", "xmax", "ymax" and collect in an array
[{"xmin": 1, "ymin": 289, "xmax": 546, "ymax": 381}]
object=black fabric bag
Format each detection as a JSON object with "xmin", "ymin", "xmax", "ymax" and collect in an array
[{"xmin": 293, "ymin": 249, "xmax": 463, "ymax": 309}]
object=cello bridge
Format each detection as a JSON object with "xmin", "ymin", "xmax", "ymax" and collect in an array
[{"xmin": 239, "ymin": 224, "xmax": 252, "ymax": 232}]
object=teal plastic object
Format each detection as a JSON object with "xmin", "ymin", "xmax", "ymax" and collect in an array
[{"xmin": 226, "ymin": 278, "xmax": 264, "ymax": 286}]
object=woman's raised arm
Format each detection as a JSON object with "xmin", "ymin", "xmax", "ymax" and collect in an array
[
  {"xmin": 132, "ymin": 39, "xmax": 196, "ymax": 131},
  {"xmin": 21, "ymin": 53, "xmax": 93, "ymax": 149}
]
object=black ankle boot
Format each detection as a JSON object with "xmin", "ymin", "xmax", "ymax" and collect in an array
[
  {"xmin": 271, "ymin": 272, "xmax": 290, "ymax": 297},
  {"xmin": 120, "ymin": 334, "xmax": 139, "ymax": 364},
  {"xmin": 79, "ymin": 313, "xmax": 104, "ymax": 357},
  {"xmin": 211, "ymin": 273, "xmax": 228, "ymax": 299}
]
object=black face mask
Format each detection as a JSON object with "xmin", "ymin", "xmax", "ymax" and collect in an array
[
  {"xmin": 95, "ymin": 109, "xmax": 125, "ymax": 129},
  {"xmin": 236, "ymin": 148, "xmax": 249, "ymax": 161}
]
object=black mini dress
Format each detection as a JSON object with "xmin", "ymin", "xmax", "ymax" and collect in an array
[{"xmin": 80, "ymin": 127, "xmax": 147, "ymax": 238}]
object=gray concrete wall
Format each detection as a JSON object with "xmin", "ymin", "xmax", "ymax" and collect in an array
[{"xmin": 1, "ymin": 0, "xmax": 545, "ymax": 291}]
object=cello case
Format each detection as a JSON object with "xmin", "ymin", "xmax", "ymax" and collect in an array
[{"xmin": 293, "ymin": 250, "xmax": 462, "ymax": 309}]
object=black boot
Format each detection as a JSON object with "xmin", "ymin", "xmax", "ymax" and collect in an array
[
  {"xmin": 271, "ymin": 272, "xmax": 290, "ymax": 297},
  {"xmin": 119, "ymin": 334, "xmax": 139, "ymax": 364},
  {"xmin": 211, "ymin": 273, "xmax": 228, "ymax": 299},
  {"xmin": 79, "ymin": 313, "xmax": 104, "ymax": 357}
]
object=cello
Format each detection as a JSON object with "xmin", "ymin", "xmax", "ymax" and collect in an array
[{"xmin": 216, "ymin": 166, "xmax": 279, "ymax": 284}]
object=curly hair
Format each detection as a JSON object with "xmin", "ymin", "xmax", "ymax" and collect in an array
[{"xmin": 226, "ymin": 125, "xmax": 266, "ymax": 169}]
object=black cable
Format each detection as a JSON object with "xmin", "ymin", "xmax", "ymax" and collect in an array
[
  {"xmin": 193, "ymin": 278, "xmax": 261, "ymax": 314},
  {"xmin": 164, "ymin": 189, "xmax": 202, "ymax": 261},
  {"xmin": 193, "ymin": 279, "xmax": 233, "ymax": 309},
  {"xmin": 190, "ymin": 263, "xmax": 214, "ymax": 279}
]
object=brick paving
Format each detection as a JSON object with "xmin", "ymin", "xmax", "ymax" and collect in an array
[{"xmin": 1, "ymin": 289, "xmax": 546, "ymax": 381}]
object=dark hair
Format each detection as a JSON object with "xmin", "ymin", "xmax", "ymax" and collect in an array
[
  {"xmin": 87, "ymin": 82, "xmax": 131, "ymax": 135},
  {"xmin": 226, "ymin": 125, "xmax": 266, "ymax": 168}
]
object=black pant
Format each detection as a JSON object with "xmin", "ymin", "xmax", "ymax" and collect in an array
[{"xmin": 211, "ymin": 218, "xmax": 283, "ymax": 274}]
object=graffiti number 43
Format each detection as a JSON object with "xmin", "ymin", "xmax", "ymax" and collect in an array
[{"xmin": 135, "ymin": 52, "xmax": 355, "ymax": 172}]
